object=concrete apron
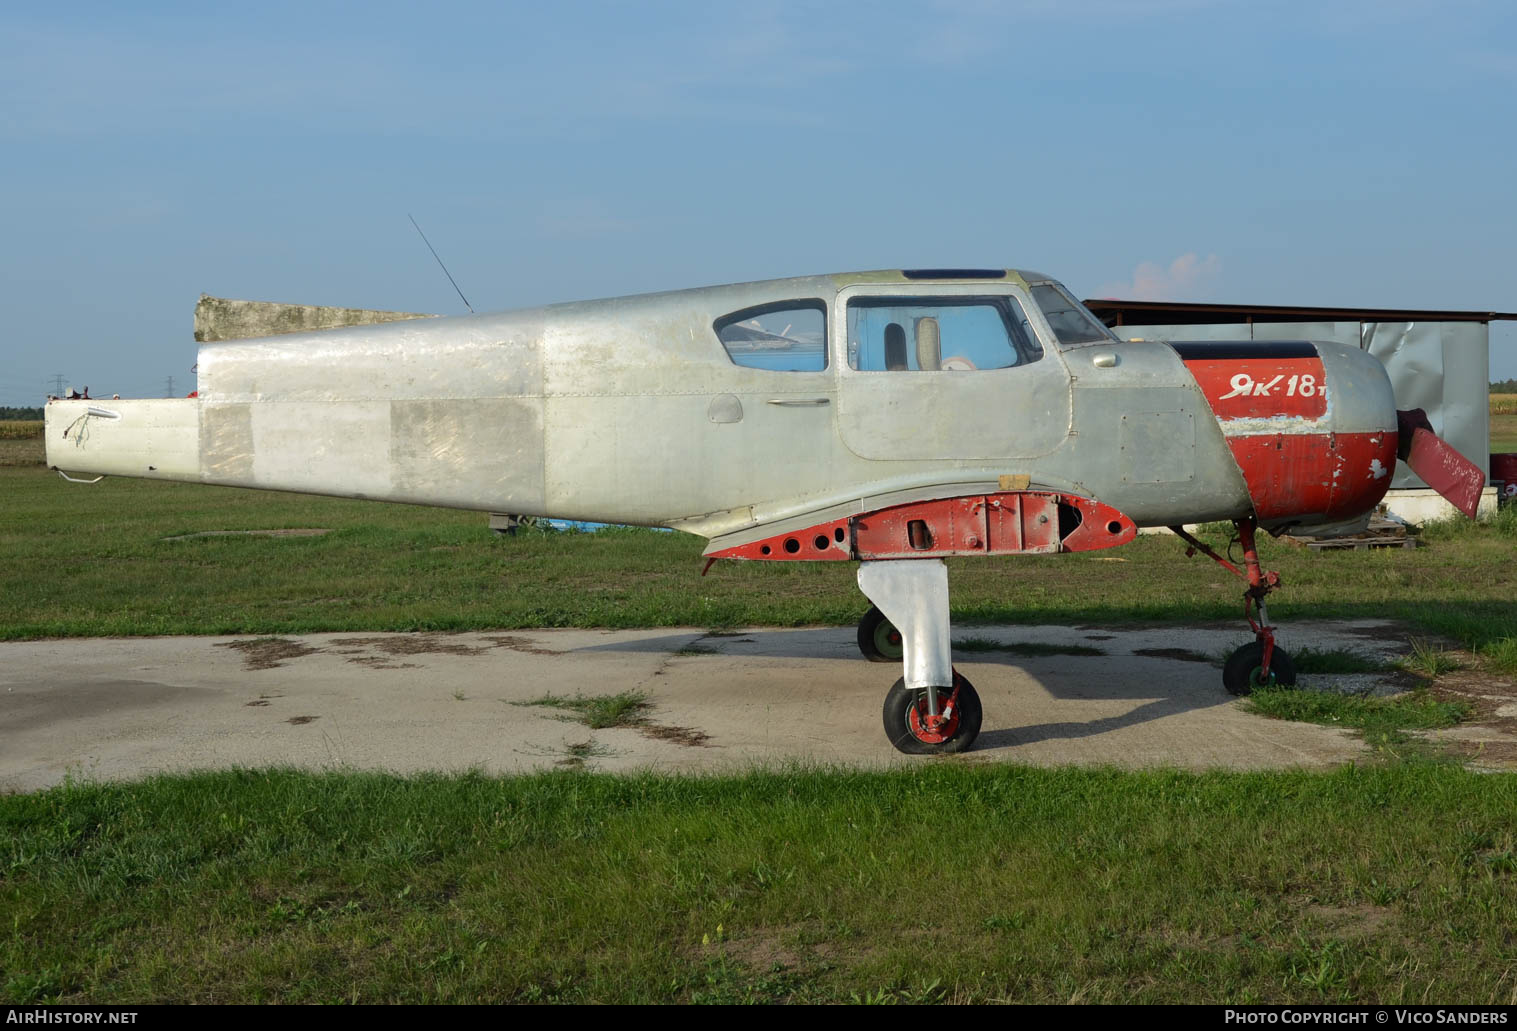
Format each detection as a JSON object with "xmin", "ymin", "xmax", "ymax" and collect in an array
[{"xmin": 1, "ymin": 622, "xmax": 1411, "ymax": 792}]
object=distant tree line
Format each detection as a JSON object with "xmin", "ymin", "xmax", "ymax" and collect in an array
[
  {"xmin": 0, "ymin": 406, "xmax": 43, "ymax": 420},
  {"xmin": 1492, "ymin": 380, "xmax": 1517, "ymax": 395}
]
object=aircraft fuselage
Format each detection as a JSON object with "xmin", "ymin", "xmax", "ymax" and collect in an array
[{"xmin": 45, "ymin": 269, "xmax": 1399, "ymax": 544}]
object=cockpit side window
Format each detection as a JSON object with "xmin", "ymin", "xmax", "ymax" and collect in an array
[
  {"xmin": 1029, "ymin": 283, "xmax": 1116, "ymax": 347},
  {"xmin": 846, "ymin": 296, "xmax": 1041, "ymax": 371},
  {"xmin": 714, "ymin": 301, "xmax": 827, "ymax": 371}
]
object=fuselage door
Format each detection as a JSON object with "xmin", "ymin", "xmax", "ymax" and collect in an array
[{"xmin": 832, "ymin": 283, "xmax": 1073, "ymax": 461}]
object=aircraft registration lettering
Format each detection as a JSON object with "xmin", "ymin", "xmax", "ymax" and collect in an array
[{"xmin": 1183, "ymin": 357, "xmax": 1328, "ymax": 421}]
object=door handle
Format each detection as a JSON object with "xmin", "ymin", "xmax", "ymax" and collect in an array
[{"xmin": 766, "ymin": 398, "xmax": 830, "ymax": 407}]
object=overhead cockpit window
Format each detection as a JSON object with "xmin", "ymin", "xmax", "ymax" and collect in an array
[
  {"xmin": 1029, "ymin": 283, "xmax": 1117, "ymax": 346},
  {"xmin": 715, "ymin": 301, "xmax": 827, "ymax": 371},
  {"xmin": 846, "ymin": 296, "xmax": 1041, "ymax": 372}
]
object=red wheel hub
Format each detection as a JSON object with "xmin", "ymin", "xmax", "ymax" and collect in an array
[{"xmin": 906, "ymin": 680, "xmax": 963, "ymax": 744}]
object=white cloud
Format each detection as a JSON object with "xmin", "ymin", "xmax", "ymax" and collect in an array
[{"xmin": 1097, "ymin": 253, "xmax": 1222, "ymax": 301}]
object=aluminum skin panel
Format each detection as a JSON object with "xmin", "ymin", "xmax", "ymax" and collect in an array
[
  {"xmin": 45, "ymin": 399, "xmax": 200, "ymax": 481},
  {"xmin": 1059, "ymin": 340, "xmax": 1252, "ymax": 527}
]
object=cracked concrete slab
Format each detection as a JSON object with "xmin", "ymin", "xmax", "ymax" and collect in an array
[{"xmin": 0, "ymin": 621, "xmax": 1412, "ymax": 792}]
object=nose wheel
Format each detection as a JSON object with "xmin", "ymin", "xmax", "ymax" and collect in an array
[
  {"xmin": 1222, "ymin": 641, "xmax": 1297, "ymax": 696},
  {"xmin": 1172, "ymin": 517, "xmax": 1301, "ymax": 698},
  {"xmin": 883, "ymin": 671, "xmax": 983, "ymax": 754}
]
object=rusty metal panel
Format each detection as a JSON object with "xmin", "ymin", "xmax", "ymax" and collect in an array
[
  {"xmin": 984, "ymin": 492, "xmax": 1026, "ymax": 552},
  {"xmin": 984, "ymin": 492, "xmax": 1059, "ymax": 553},
  {"xmin": 855, "ymin": 497, "xmax": 988, "ymax": 558}
]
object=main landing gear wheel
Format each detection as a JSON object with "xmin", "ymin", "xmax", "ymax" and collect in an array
[
  {"xmin": 883, "ymin": 672, "xmax": 983, "ymax": 754},
  {"xmin": 1222, "ymin": 642, "xmax": 1297, "ymax": 696},
  {"xmin": 857, "ymin": 605, "xmax": 904, "ymax": 663}
]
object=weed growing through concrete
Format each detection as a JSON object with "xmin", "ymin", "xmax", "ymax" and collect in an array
[
  {"xmin": 1399, "ymin": 639, "xmax": 1461, "ymax": 678},
  {"xmin": 515, "ymin": 691, "xmax": 652, "ymax": 730}
]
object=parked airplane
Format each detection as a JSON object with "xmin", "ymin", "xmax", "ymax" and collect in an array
[{"xmin": 45, "ymin": 268, "xmax": 1483, "ymax": 754}]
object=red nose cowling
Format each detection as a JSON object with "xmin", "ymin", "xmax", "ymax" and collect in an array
[{"xmin": 1176, "ymin": 342, "xmax": 1398, "ymax": 527}]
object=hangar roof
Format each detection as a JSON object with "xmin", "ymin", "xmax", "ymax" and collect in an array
[{"xmin": 1084, "ymin": 299, "xmax": 1517, "ymax": 328}]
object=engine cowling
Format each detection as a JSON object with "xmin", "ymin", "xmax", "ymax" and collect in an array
[{"xmin": 1174, "ymin": 340, "xmax": 1452, "ymax": 530}]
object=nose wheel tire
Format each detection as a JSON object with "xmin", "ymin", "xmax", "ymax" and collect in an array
[
  {"xmin": 1223, "ymin": 642, "xmax": 1297, "ymax": 696},
  {"xmin": 883, "ymin": 672, "xmax": 983, "ymax": 754},
  {"xmin": 857, "ymin": 605, "xmax": 904, "ymax": 663}
]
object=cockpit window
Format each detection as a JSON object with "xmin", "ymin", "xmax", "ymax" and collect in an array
[
  {"xmin": 714, "ymin": 301, "xmax": 826, "ymax": 371},
  {"xmin": 1029, "ymin": 283, "xmax": 1116, "ymax": 346},
  {"xmin": 846, "ymin": 296, "xmax": 1041, "ymax": 371}
]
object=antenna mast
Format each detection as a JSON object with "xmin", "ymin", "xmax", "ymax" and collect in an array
[{"xmin": 408, "ymin": 214, "xmax": 474, "ymax": 314}]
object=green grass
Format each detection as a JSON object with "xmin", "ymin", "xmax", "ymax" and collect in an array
[
  {"xmin": 1246, "ymin": 687, "xmax": 1471, "ymax": 753},
  {"xmin": 515, "ymin": 691, "xmax": 653, "ymax": 730},
  {"xmin": 5, "ymin": 765, "xmax": 1517, "ymax": 1004}
]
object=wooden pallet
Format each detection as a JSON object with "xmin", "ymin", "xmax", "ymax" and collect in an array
[
  {"xmin": 1290, "ymin": 513, "xmax": 1415, "ymax": 551},
  {"xmin": 1303, "ymin": 535, "xmax": 1417, "ymax": 551}
]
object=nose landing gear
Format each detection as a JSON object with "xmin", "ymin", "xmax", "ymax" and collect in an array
[{"xmin": 1172, "ymin": 517, "xmax": 1298, "ymax": 697}]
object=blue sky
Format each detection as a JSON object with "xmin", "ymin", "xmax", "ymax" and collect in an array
[{"xmin": 3, "ymin": 0, "xmax": 1514, "ymax": 404}]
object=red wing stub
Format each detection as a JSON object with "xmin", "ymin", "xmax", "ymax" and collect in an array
[
  {"xmin": 1397, "ymin": 408, "xmax": 1485, "ymax": 519},
  {"xmin": 706, "ymin": 491, "xmax": 1137, "ymax": 562},
  {"xmin": 707, "ymin": 516, "xmax": 854, "ymax": 562}
]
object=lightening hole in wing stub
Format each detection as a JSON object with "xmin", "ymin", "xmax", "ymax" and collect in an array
[
  {"xmin": 784, "ymin": 537, "xmax": 801, "ymax": 554},
  {"xmin": 1107, "ymin": 520, "xmax": 1122, "ymax": 535},
  {"xmin": 813, "ymin": 534, "xmax": 830, "ymax": 551},
  {"xmin": 908, "ymin": 519, "xmax": 934, "ymax": 551},
  {"xmin": 1057, "ymin": 502, "xmax": 1083, "ymax": 542},
  {"xmin": 834, "ymin": 526, "xmax": 846, "ymax": 543},
  {"xmin": 760, "ymin": 545, "xmax": 772, "ymax": 555}
]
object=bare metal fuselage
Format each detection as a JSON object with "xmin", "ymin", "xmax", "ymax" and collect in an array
[{"xmin": 44, "ymin": 270, "xmax": 1397, "ymax": 545}]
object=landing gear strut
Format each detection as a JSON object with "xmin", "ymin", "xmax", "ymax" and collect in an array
[
  {"xmin": 856, "ymin": 560, "xmax": 981, "ymax": 753},
  {"xmin": 1171, "ymin": 517, "xmax": 1298, "ymax": 696}
]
